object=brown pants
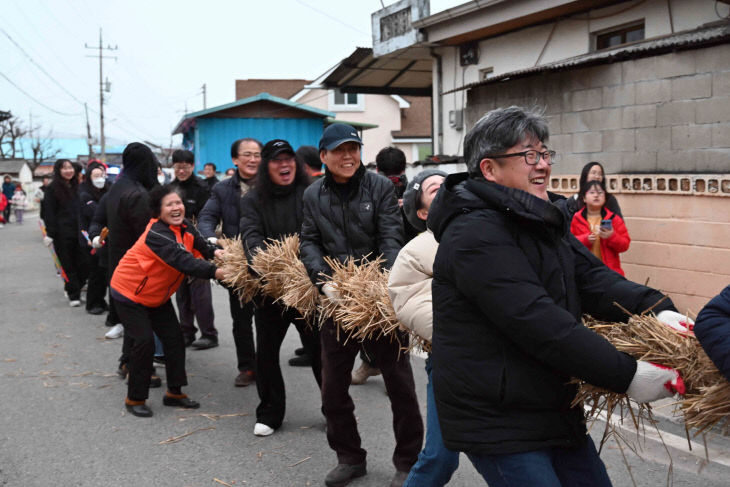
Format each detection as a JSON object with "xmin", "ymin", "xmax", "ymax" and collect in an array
[{"xmin": 319, "ymin": 318, "xmax": 423, "ymax": 471}]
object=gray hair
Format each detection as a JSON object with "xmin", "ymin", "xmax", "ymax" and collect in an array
[{"xmin": 464, "ymin": 106, "xmax": 550, "ymax": 176}]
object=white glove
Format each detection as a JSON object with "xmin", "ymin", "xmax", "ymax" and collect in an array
[
  {"xmin": 657, "ymin": 310, "xmax": 695, "ymax": 334},
  {"xmin": 91, "ymin": 236, "xmax": 102, "ymax": 249},
  {"xmin": 626, "ymin": 360, "xmax": 684, "ymax": 403},
  {"xmin": 43, "ymin": 236, "xmax": 53, "ymax": 247},
  {"xmin": 322, "ymin": 283, "xmax": 341, "ymax": 305},
  {"xmin": 207, "ymin": 237, "xmax": 218, "ymax": 246}
]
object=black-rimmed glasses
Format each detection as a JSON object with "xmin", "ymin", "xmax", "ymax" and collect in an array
[{"xmin": 485, "ymin": 150, "xmax": 556, "ymax": 165}]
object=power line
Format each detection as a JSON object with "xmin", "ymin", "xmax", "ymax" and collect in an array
[
  {"xmin": 293, "ymin": 0, "xmax": 370, "ymax": 36},
  {"xmin": 0, "ymin": 71, "xmax": 82, "ymax": 116},
  {"xmin": 0, "ymin": 26, "xmax": 87, "ymax": 107}
]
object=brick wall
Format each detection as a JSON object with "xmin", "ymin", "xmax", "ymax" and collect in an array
[
  {"xmin": 466, "ymin": 43, "xmax": 730, "ymax": 174},
  {"xmin": 552, "ymin": 174, "xmax": 730, "ymax": 315}
]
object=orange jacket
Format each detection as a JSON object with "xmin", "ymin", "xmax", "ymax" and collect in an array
[{"xmin": 111, "ymin": 218, "xmax": 216, "ymax": 307}]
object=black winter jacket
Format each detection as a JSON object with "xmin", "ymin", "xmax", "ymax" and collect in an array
[
  {"xmin": 427, "ymin": 173, "xmax": 675, "ymax": 455},
  {"xmin": 300, "ymin": 164, "xmax": 403, "ymax": 287},
  {"xmin": 44, "ymin": 181, "xmax": 81, "ymax": 242},
  {"xmin": 79, "ymin": 180, "xmax": 109, "ymax": 232},
  {"xmin": 695, "ymin": 285, "xmax": 730, "ymax": 381},
  {"xmin": 168, "ymin": 175, "xmax": 210, "ymax": 220},
  {"xmin": 198, "ymin": 172, "xmax": 254, "ymax": 239},
  {"xmin": 104, "ymin": 175, "xmax": 152, "ymax": 271},
  {"xmin": 239, "ymin": 183, "xmax": 307, "ymax": 262}
]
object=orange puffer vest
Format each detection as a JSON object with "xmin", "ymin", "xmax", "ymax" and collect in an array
[{"xmin": 111, "ymin": 219, "xmax": 202, "ymax": 307}]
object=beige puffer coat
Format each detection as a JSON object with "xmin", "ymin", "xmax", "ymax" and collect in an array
[{"xmin": 387, "ymin": 230, "xmax": 438, "ymax": 342}]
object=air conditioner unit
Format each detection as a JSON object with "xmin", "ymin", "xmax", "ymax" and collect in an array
[{"xmin": 449, "ymin": 110, "xmax": 463, "ymax": 131}]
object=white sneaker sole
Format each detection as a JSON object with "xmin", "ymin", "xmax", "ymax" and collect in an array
[{"xmin": 253, "ymin": 423, "xmax": 274, "ymax": 436}]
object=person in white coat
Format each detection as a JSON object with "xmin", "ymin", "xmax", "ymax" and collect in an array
[{"xmin": 387, "ymin": 169, "xmax": 459, "ymax": 487}]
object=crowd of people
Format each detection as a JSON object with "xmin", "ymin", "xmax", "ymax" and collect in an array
[{"xmin": 26, "ymin": 107, "xmax": 728, "ymax": 487}]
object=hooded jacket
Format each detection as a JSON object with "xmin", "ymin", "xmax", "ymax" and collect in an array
[
  {"xmin": 198, "ymin": 170, "xmax": 254, "ymax": 239},
  {"xmin": 427, "ymin": 173, "xmax": 675, "ymax": 455},
  {"xmin": 111, "ymin": 218, "xmax": 216, "ymax": 308},
  {"xmin": 299, "ymin": 163, "xmax": 404, "ymax": 287},
  {"xmin": 104, "ymin": 143, "xmax": 159, "ymax": 270},
  {"xmin": 570, "ymin": 207, "xmax": 630, "ymax": 276}
]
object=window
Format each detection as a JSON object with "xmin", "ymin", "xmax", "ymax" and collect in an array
[
  {"xmin": 328, "ymin": 89, "xmax": 364, "ymax": 112},
  {"xmin": 333, "ymin": 90, "xmax": 359, "ymax": 106},
  {"xmin": 594, "ymin": 21, "xmax": 644, "ymax": 51}
]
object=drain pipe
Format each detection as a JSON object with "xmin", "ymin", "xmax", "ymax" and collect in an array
[{"xmin": 430, "ymin": 47, "xmax": 443, "ymax": 155}]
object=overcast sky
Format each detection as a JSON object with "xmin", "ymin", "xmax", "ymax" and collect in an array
[{"xmin": 2, "ymin": 0, "xmax": 460, "ymax": 148}]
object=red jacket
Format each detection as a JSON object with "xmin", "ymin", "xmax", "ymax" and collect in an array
[
  {"xmin": 570, "ymin": 207, "xmax": 630, "ymax": 276},
  {"xmin": 111, "ymin": 218, "xmax": 216, "ymax": 307}
]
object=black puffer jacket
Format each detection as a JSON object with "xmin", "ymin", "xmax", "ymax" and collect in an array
[
  {"xmin": 300, "ymin": 164, "xmax": 403, "ymax": 287},
  {"xmin": 105, "ymin": 143, "xmax": 158, "ymax": 270},
  {"xmin": 198, "ymin": 171, "xmax": 253, "ymax": 239},
  {"xmin": 239, "ymin": 184, "xmax": 307, "ymax": 262},
  {"xmin": 427, "ymin": 173, "xmax": 675, "ymax": 455},
  {"xmin": 168, "ymin": 175, "xmax": 210, "ymax": 220},
  {"xmin": 44, "ymin": 180, "xmax": 81, "ymax": 242}
]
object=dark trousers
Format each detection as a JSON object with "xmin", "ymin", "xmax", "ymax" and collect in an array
[
  {"xmin": 255, "ymin": 299, "xmax": 322, "ymax": 429},
  {"xmin": 113, "ymin": 298, "xmax": 187, "ymax": 401},
  {"xmin": 320, "ymin": 318, "xmax": 423, "ymax": 471},
  {"xmin": 54, "ymin": 237, "xmax": 84, "ymax": 301},
  {"xmin": 466, "ymin": 436, "xmax": 612, "ymax": 487},
  {"xmin": 176, "ymin": 277, "xmax": 217, "ymax": 339},
  {"xmin": 85, "ymin": 252, "xmax": 108, "ymax": 311},
  {"xmin": 228, "ymin": 287, "xmax": 255, "ymax": 372}
]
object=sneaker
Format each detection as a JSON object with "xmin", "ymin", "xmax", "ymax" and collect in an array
[
  {"xmin": 351, "ymin": 362, "xmax": 381, "ymax": 385},
  {"xmin": 153, "ymin": 355, "xmax": 166, "ymax": 365},
  {"xmin": 86, "ymin": 306, "xmax": 105, "ymax": 315},
  {"xmin": 253, "ymin": 423, "xmax": 274, "ymax": 436},
  {"xmin": 69, "ymin": 300, "xmax": 81, "ymax": 307},
  {"xmin": 324, "ymin": 462, "xmax": 367, "ymax": 487},
  {"xmin": 116, "ymin": 363, "xmax": 129, "ymax": 380},
  {"xmin": 191, "ymin": 336, "xmax": 218, "ymax": 350},
  {"xmin": 234, "ymin": 370, "xmax": 255, "ymax": 387},
  {"xmin": 105, "ymin": 323, "xmax": 124, "ymax": 339},
  {"xmin": 183, "ymin": 335, "xmax": 196, "ymax": 347}
]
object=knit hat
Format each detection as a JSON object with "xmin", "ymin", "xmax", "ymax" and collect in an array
[
  {"xmin": 402, "ymin": 169, "xmax": 447, "ymax": 232},
  {"xmin": 122, "ymin": 142, "xmax": 158, "ymax": 189}
]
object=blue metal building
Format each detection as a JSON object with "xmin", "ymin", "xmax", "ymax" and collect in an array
[{"xmin": 171, "ymin": 92, "xmax": 336, "ymax": 173}]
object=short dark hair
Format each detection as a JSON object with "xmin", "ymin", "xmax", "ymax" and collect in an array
[
  {"xmin": 579, "ymin": 161, "xmax": 605, "ymax": 190},
  {"xmin": 149, "ymin": 184, "xmax": 181, "ymax": 218},
  {"xmin": 296, "ymin": 145, "xmax": 321, "ymax": 171},
  {"xmin": 204, "ymin": 162, "xmax": 216, "ymax": 171},
  {"xmin": 375, "ymin": 147, "xmax": 406, "ymax": 176},
  {"xmin": 578, "ymin": 179, "xmax": 611, "ymax": 205},
  {"xmin": 172, "ymin": 149, "xmax": 194, "ymax": 164},
  {"xmin": 464, "ymin": 106, "xmax": 549, "ymax": 176},
  {"xmin": 230, "ymin": 138, "xmax": 263, "ymax": 159}
]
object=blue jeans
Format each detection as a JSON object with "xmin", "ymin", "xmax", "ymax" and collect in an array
[
  {"xmin": 404, "ymin": 357, "xmax": 459, "ymax": 486},
  {"xmin": 466, "ymin": 436, "xmax": 612, "ymax": 487}
]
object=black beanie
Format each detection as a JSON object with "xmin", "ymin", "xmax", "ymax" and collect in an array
[
  {"xmin": 402, "ymin": 169, "xmax": 447, "ymax": 233},
  {"xmin": 122, "ymin": 142, "xmax": 158, "ymax": 189}
]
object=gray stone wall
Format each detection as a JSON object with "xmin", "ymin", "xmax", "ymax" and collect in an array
[{"xmin": 466, "ymin": 43, "xmax": 730, "ymax": 175}]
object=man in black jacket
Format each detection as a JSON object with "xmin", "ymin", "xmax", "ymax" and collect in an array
[
  {"xmin": 198, "ymin": 138, "xmax": 261, "ymax": 387},
  {"xmin": 300, "ymin": 123, "xmax": 423, "ymax": 487},
  {"xmin": 202, "ymin": 162, "xmax": 219, "ymax": 190},
  {"xmin": 427, "ymin": 106, "xmax": 683, "ymax": 486},
  {"xmin": 169, "ymin": 149, "xmax": 217, "ymax": 350}
]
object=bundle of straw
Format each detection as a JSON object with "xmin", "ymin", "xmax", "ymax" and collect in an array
[
  {"xmin": 272, "ymin": 235, "xmax": 321, "ymax": 323},
  {"xmin": 319, "ymin": 256, "xmax": 403, "ymax": 344},
  {"xmin": 250, "ymin": 236, "xmax": 299, "ymax": 300},
  {"xmin": 214, "ymin": 236, "xmax": 260, "ymax": 304},
  {"xmin": 574, "ymin": 312, "xmax": 730, "ymax": 435}
]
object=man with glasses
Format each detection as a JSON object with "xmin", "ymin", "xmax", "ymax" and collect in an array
[
  {"xmin": 427, "ymin": 106, "xmax": 684, "ymax": 486},
  {"xmin": 199, "ymin": 138, "xmax": 262, "ymax": 387}
]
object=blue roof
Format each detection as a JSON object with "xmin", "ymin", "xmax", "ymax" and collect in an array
[
  {"xmin": 15, "ymin": 138, "xmax": 128, "ymax": 160},
  {"xmin": 172, "ymin": 92, "xmax": 336, "ymax": 134}
]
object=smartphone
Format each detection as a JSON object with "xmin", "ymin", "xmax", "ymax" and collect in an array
[{"xmin": 600, "ymin": 219, "xmax": 613, "ymax": 230}]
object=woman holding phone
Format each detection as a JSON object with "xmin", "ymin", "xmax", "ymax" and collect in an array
[{"xmin": 570, "ymin": 180, "xmax": 630, "ymax": 275}]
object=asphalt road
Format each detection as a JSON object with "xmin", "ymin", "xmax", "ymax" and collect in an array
[{"xmin": 2, "ymin": 213, "xmax": 729, "ymax": 487}]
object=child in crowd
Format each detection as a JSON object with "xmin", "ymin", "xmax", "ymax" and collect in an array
[
  {"xmin": 570, "ymin": 180, "xmax": 630, "ymax": 275},
  {"xmin": 11, "ymin": 185, "xmax": 27, "ymax": 224}
]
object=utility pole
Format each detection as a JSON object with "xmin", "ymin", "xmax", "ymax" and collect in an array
[
  {"xmin": 202, "ymin": 83, "xmax": 207, "ymax": 109},
  {"xmin": 85, "ymin": 28, "xmax": 117, "ymax": 163},
  {"xmin": 84, "ymin": 103, "xmax": 94, "ymax": 159}
]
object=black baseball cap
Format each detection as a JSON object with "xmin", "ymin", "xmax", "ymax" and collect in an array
[
  {"xmin": 261, "ymin": 139, "xmax": 295, "ymax": 162},
  {"xmin": 319, "ymin": 123, "xmax": 362, "ymax": 151}
]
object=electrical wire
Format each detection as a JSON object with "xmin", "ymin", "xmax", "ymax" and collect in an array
[
  {"xmin": 0, "ymin": 71, "xmax": 82, "ymax": 116},
  {"xmin": 293, "ymin": 0, "xmax": 370, "ymax": 37}
]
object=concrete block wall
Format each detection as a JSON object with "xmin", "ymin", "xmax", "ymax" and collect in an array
[
  {"xmin": 551, "ymin": 174, "xmax": 730, "ymax": 315},
  {"xmin": 466, "ymin": 43, "xmax": 730, "ymax": 175}
]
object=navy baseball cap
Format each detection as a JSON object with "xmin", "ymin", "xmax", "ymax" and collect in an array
[
  {"xmin": 319, "ymin": 123, "xmax": 362, "ymax": 151},
  {"xmin": 261, "ymin": 139, "xmax": 295, "ymax": 162}
]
